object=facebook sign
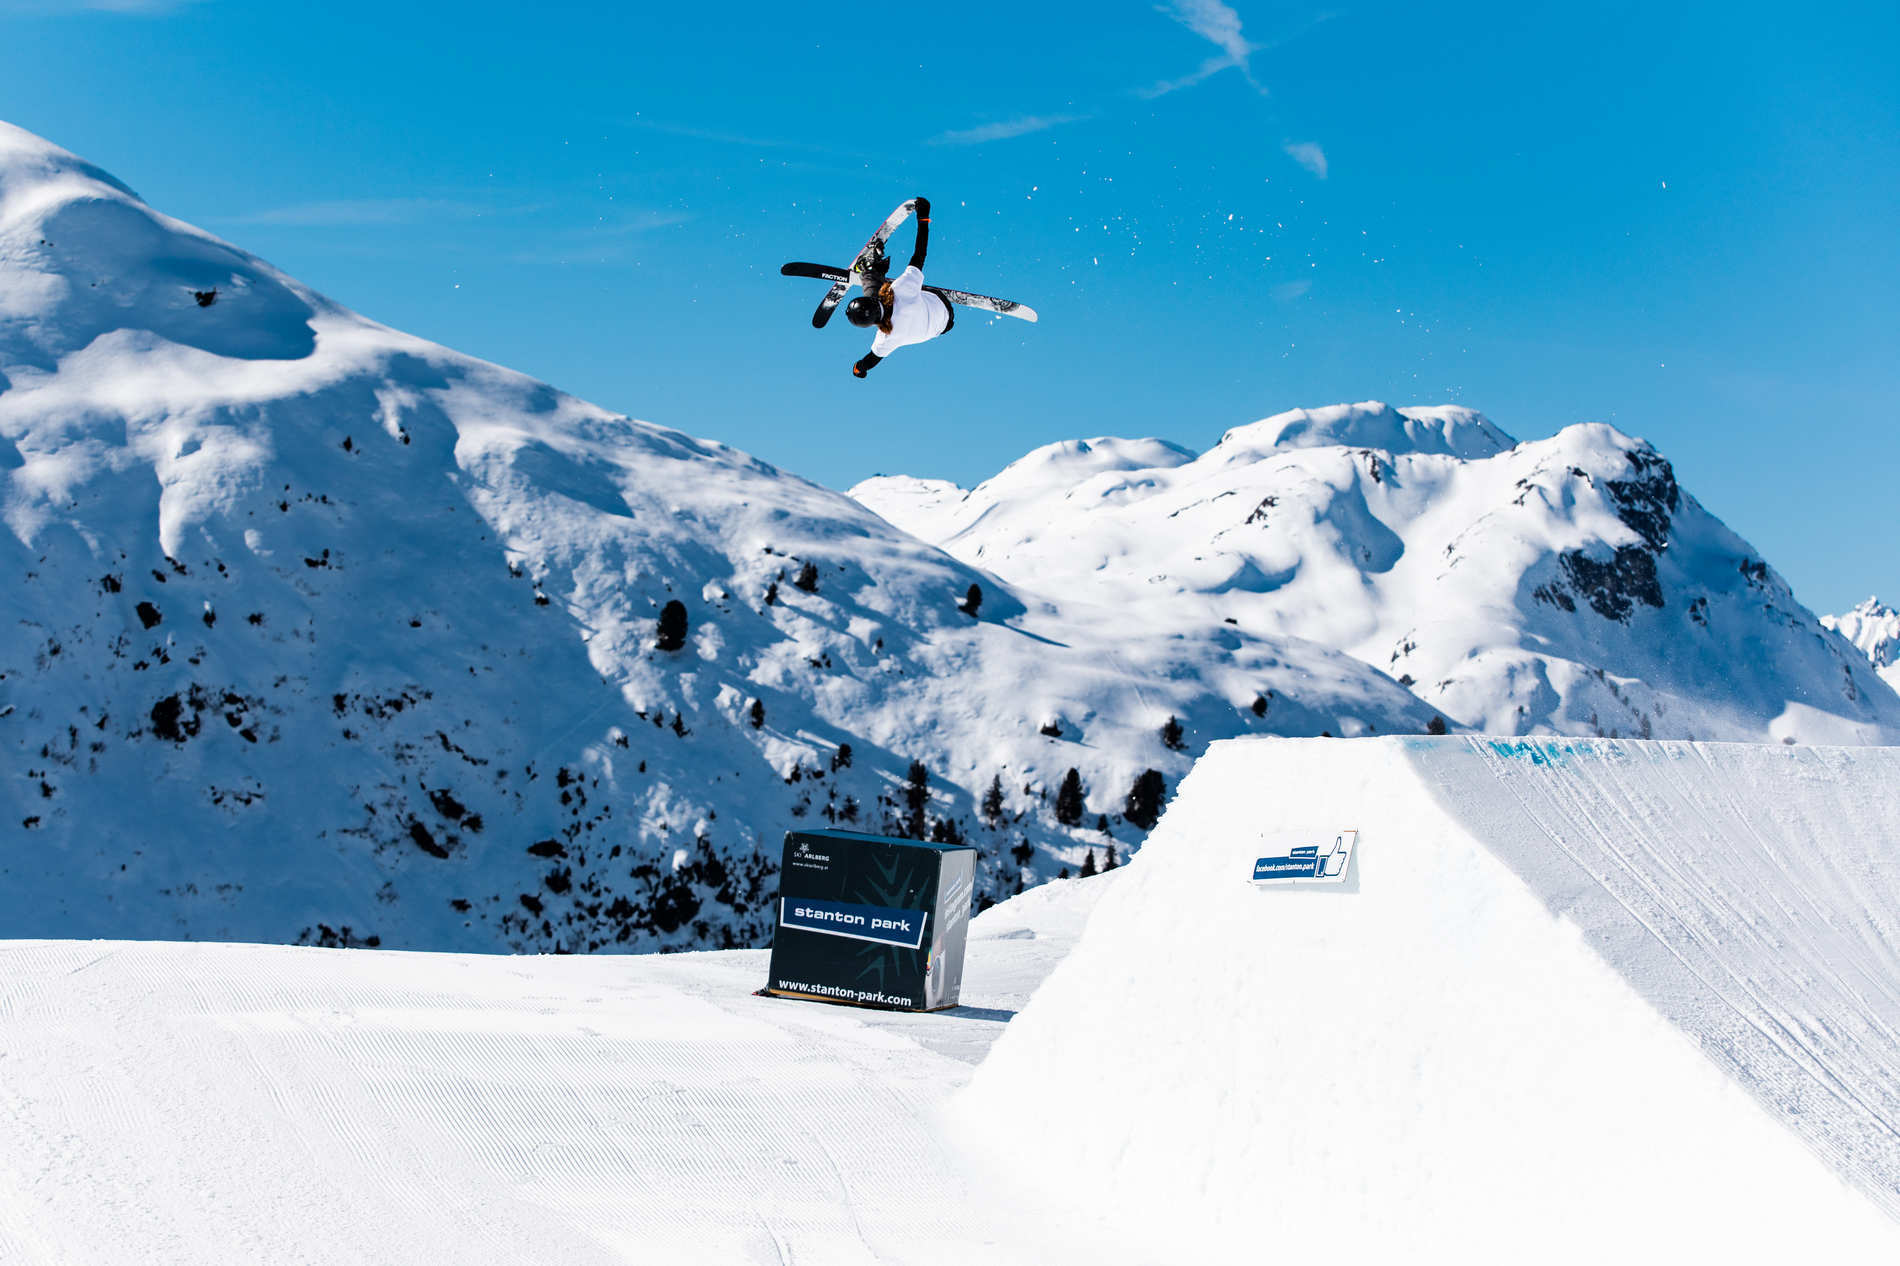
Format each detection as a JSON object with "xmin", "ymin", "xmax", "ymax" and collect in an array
[{"xmin": 1251, "ymin": 830, "xmax": 1357, "ymax": 886}]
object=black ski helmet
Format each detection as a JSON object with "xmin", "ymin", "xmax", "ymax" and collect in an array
[{"xmin": 845, "ymin": 295, "xmax": 884, "ymax": 328}]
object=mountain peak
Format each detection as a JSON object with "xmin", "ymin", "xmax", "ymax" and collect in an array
[
  {"xmin": 1824, "ymin": 598, "xmax": 1900, "ymax": 675},
  {"xmin": 1, "ymin": 120, "xmax": 324, "ymax": 369},
  {"xmin": 0, "ymin": 119, "xmax": 140, "ymax": 210},
  {"xmin": 1217, "ymin": 401, "xmax": 1515, "ymax": 460},
  {"xmin": 860, "ymin": 407, "xmax": 1900, "ymax": 745},
  {"xmin": 971, "ymin": 435, "xmax": 1198, "ymax": 500}
]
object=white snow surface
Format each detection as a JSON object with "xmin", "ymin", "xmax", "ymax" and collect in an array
[
  {"xmin": 954, "ymin": 736, "xmax": 1900, "ymax": 1260},
  {"xmin": 0, "ymin": 120, "xmax": 1437, "ymax": 950},
  {"xmin": 0, "ymin": 882, "xmax": 1119, "ymax": 1266},
  {"xmin": 854, "ymin": 401, "xmax": 1900, "ymax": 743},
  {"xmin": 8, "ymin": 738, "xmax": 1898, "ymax": 1262},
  {"xmin": 1826, "ymin": 597, "xmax": 1900, "ymax": 693}
]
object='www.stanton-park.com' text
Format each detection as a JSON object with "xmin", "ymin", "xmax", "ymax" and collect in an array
[{"xmin": 777, "ymin": 980, "xmax": 912, "ymax": 1007}]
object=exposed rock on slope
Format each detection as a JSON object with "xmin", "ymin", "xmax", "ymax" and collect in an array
[{"xmin": 856, "ymin": 402, "xmax": 1900, "ymax": 743}]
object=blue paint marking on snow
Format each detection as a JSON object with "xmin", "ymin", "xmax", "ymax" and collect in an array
[
  {"xmin": 1484, "ymin": 738, "xmax": 1581, "ymax": 769},
  {"xmin": 1487, "ymin": 738, "xmax": 1544, "ymax": 765}
]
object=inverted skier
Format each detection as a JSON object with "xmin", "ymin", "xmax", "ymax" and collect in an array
[{"xmin": 844, "ymin": 197, "xmax": 950, "ymax": 378}]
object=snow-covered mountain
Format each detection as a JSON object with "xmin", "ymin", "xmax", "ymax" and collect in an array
[
  {"xmin": 1825, "ymin": 598, "xmax": 1900, "ymax": 694},
  {"xmin": 0, "ymin": 122, "xmax": 1442, "ymax": 951},
  {"xmin": 856, "ymin": 402, "xmax": 1900, "ymax": 743}
]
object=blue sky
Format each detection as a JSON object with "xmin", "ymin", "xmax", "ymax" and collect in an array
[{"xmin": 3, "ymin": 0, "xmax": 1896, "ymax": 613}]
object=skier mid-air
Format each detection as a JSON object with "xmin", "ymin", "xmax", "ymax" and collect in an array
[
  {"xmin": 778, "ymin": 198, "xmax": 1037, "ymax": 374},
  {"xmin": 844, "ymin": 197, "xmax": 947, "ymax": 377}
]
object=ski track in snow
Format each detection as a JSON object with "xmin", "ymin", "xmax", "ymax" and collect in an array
[
  {"xmin": 954, "ymin": 736, "xmax": 1900, "ymax": 1262},
  {"xmin": 7, "ymin": 741, "xmax": 1900, "ymax": 1260},
  {"xmin": 5, "ymin": 116, "xmax": 1900, "ymax": 1263},
  {"xmin": 1445, "ymin": 739, "xmax": 1900, "ymax": 1211},
  {"xmin": 0, "ymin": 884, "xmax": 1110, "ymax": 1266}
]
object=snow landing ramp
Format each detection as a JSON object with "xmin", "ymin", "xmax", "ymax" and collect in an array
[{"xmin": 953, "ymin": 737, "xmax": 1900, "ymax": 1261}]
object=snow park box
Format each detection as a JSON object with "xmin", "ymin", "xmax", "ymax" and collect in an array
[{"xmin": 762, "ymin": 829, "xmax": 976, "ymax": 1012}]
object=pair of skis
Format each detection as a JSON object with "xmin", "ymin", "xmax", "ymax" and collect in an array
[{"xmin": 781, "ymin": 200, "xmax": 1037, "ymax": 328}]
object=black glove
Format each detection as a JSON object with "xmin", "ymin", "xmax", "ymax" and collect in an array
[
  {"xmin": 908, "ymin": 202, "xmax": 930, "ymax": 270},
  {"xmin": 853, "ymin": 352, "xmax": 882, "ymax": 378}
]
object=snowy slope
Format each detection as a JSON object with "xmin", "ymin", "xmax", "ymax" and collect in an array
[
  {"xmin": 954, "ymin": 737, "xmax": 1900, "ymax": 1261},
  {"xmin": 855, "ymin": 402, "xmax": 1900, "ymax": 743},
  {"xmin": 1826, "ymin": 598, "xmax": 1900, "ymax": 693},
  {"xmin": 0, "ymin": 121, "xmax": 1438, "ymax": 951},
  {"xmin": 0, "ymin": 883, "xmax": 1121, "ymax": 1266},
  {"xmin": 9, "ymin": 738, "xmax": 1895, "ymax": 1263}
]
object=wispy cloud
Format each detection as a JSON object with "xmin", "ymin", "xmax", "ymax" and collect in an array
[
  {"xmin": 1273, "ymin": 279, "xmax": 1312, "ymax": 302},
  {"xmin": 623, "ymin": 117, "xmax": 852, "ymax": 155},
  {"xmin": 1283, "ymin": 141, "xmax": 1328, "ymax": 178},
  {"xmin": 1137, "ymin": 55, "xmax": 1233, "ymax": 99},
  {"xmin": 928, "ymin": 113, "xmax": 1092, "ymax": 146},
  {"xmin": 1165, "ymin": 0, "xmax": 1255, "ymax": 64},
  {"xmin": 221, "ymin": 198, "xmax": 545, "ymax": 228},
  {"xmin": 574, "ymin": 209, "xmax": 694, "ymax": 238},
  {"xmin": 218, "ymin": 197, "xmax": 688, "ymax": 266},
  {"xmin": 1145, "ymin": 0, "xmax": 1265, "ymax": 96},
  {"xmin": 0, "ymin": 0, "xmax": 202, "ymax": 12},
  {"xmin": 506, "ymin": 210, "xmax": 694, "ymax": 267}
]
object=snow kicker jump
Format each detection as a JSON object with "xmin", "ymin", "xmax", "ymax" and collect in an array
[
  {"xmin": 780, "ymin": 197, "xmax": 1036, "ymax": 378},
  {"xmin": 955, "ymin": 736, "xmax": 1900, "ymax": 1260}
]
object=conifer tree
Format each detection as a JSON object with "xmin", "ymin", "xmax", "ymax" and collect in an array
[
  {"xmin": 1160, "ymin": 714, "xmax": 1185, "ymax": 751},
  {"xmin": 1080, "ymin": 849, "xmax": 1098, "ymax": 877},
  {"xmin": 1055, "ymin": 767, "xmax": 1086, "ymax": 826},
  {"xmin": 655, "ymin": 599, "xmax": 689, "ymax": 652},
  {"xmin": 904, "ymin": 760, "xmax": 930, "ymax": 838},
  {"xmin": 960, "ymin": 582, "xmax": 983, "ymax": 617},
  {"xmin": 982, "ymin": 773, "xmax": 1006, "ymax": 826},
  {"xmin": 1124, "ymin": 769, "xmax": 1167, "ymax": 831},
  {"xmin": 748, "ymin": 698, "xmax": 765, "ymax": 729},
  {"xmin": 793, "ymin": 561, "xmax": 820, "ymax": 593}
]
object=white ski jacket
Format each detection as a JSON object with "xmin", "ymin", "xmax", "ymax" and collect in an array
[{"xmin": 869, "ymin": 267, "xmax": 952, "ymax": 357}]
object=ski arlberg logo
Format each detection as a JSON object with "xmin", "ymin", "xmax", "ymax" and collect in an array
[{"xmin": 1250, "ymin": 830, "xmax": 1357, "ymax": 885}]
